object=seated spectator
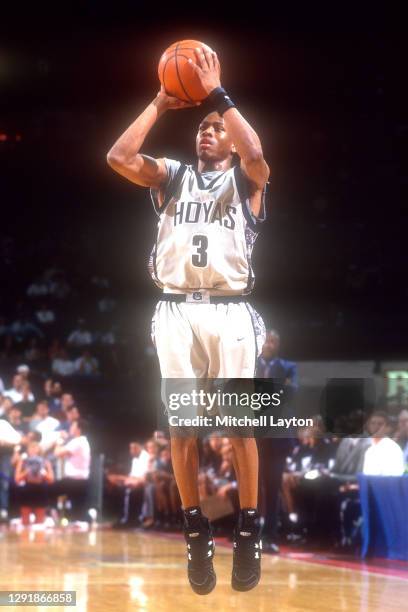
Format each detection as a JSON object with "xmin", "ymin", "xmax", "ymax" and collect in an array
[
  {"xmin": 0, "ymin": 418, "xmax": 22, "ymax": 522},
  {"xmin": 26, "ymin": 278, "xmax": 49, "ymax": 299},
  {"xmin": 14, "ymin": 440, "xmax": 54, "ymax": 526},
  {"xmin": 7, "ymin": 406, "xmax": 29, "ymax": 436},
  {"xmin": 74, "ymin": 349, "xmax": 100, "ymax": 377},
  {"xmin": 60, "ymin": 392, "xmax": 75, "ymax": 415},
  {"xmin": 106, "ymin": 441, "xmax": 149, "ymax": 527},
  {"xmin": 15, "ymin": 381, "xmax": 36, "ymax": 418},
  {"xmin": 24, "ymin": 338, "xmax": 44, "ymax": 363},
  {"xmin": 150, "ymin": 445, "xmax": 180, "ymax": 527},
  {"xmin": 52, "ymin": 349, "xmax": 76, "ymax": 377},
  {"xmin": 139, "ymin": 439, "xmax": 160, "ymax": 528},
  {"xmin": 43, "ymin": 379, "xmax": 62, "ymax": 414},
  {"xmin": 16, "ymin": 364, "xmax": 31, "ymax": 380},
  {"xmin": 48, "ymin": 275, "xmax": 71, "ymax": 301},
  {"xmin": 282, "ymin": 424, "xmax": 336, "ymax": 527},
  {"xmin": 57, "ymin": 405, "xmax": 81, "ymax": 433},
  {"xmin": 35, "ymin": 303, "xmax": 56, "ymax": 326},
  {"xmin": 9, "ymin": 317, "xmax": 44, "ymax": 342},
  {"xmin": 54, "ymin": 419, "xmax": 91, "ymax": 522},
  {"xmin": 67, "ymin": 319, "xmax": 92, "ymax": 347},
  {"xmin": 363, "ymin": 410, "xmax": 405, "ymax": 476},
  {"xmin": 98, "ymin": 295, "xmax": 117, "ymax": 314},
  {"xmin": 0, "ymin": 396, "xmax": 14, "ymax": 418},
  {"xmin": 4, "ymin": 374, "xmax": 34, "ymax": 403},
  {"xmin": 29, "ymin": 401, "xmax": 60, "ymax": 436}
]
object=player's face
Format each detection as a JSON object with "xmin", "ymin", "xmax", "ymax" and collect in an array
[{"xmin": 196, "ymin": 112, "xmax": 234, "ymax": 162}]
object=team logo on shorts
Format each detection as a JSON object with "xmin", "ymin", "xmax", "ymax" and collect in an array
[{"xmin": 192, "ymin": 292, "xmax": 203, "ymax": 301}]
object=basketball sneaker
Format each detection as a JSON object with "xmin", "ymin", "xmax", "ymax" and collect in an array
[
  {"xmin": 183, "ymin": 507, "xmax": 216, "ymax": 595},
  {"xmin": 231, "ymin": 508, "xmax": 262, "ymax": 591}
]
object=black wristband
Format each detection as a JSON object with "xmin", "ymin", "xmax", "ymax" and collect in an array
[{"xmin": 207, "ymin": 87, "xmax": 236, "ymax": 116}]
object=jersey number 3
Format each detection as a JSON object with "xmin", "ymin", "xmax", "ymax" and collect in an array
[{"xmin": 192, "ymin": 235, "xmax": 208, "ymax": 267}]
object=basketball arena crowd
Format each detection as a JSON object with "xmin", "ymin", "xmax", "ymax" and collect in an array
[{"xmin": 1, "ymin": 264, "xmax": 408, "ymax": 554}]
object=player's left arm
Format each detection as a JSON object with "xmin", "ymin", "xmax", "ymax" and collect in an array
[
  {"xmin": 222, "ymin": 107, "xmax": 270, "ymax": 216},
  {"xmin": 191, "ymin": 47, "xmax": 270, "ymax": 217}
]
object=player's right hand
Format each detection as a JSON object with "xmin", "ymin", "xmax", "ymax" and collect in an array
[{"xmin": 155, "ymin": 84, "xmax": 201, "ymax": 111}]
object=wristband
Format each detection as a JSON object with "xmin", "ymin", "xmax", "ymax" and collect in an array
[{"xmin": 207, "ymin": 87, "xmax": 236, "ymax": 116}]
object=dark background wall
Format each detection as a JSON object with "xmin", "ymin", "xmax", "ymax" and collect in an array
[{"xmin": 1, "ymin": 4, "xmax": 407, "ymax": 361}]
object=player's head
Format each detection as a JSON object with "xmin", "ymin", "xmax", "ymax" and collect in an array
[{"xmin": 196, "ymin": 112, "xmax": 237, "ymax": 165}]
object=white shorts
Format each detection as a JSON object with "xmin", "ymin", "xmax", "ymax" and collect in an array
[{"xmin": 151, "ymin": 299, "xmax": 266, "ymax": 379}]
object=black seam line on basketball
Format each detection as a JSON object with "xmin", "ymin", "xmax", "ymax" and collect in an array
[
  {"xmin": 162, "ymin": 52, "xmax": 194, "ymax": 88},
  {"xmin": 161, "ymin": 54, "xmax": 175, "ymax": 96},
  {"xmin": 175, "ymin": 44, "xmax": 195, "ymax": 104}
]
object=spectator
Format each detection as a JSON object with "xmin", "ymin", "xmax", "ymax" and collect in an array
[
  {"xmin": 15, "ymin": 381, "xmax": 36, "ymax": 418},
  {"xmin": 9, "ymin": 317, "xmax": 44, "ymax": 342},
  {"xmin": 54, "ymin": 419, "xmax": 91, "ymax": 521},
  {"xmin": 4, "ymin": 374, "xmax": 34, "ymax": 403},
  {"xmin": 49, "ymin": 275, "xmax": 71, "ymax": 301},
  {"xmin": 67, "ymin": 319, "xmax": 92, "ymax": 347},
  {"xmin": 282, "ymin": 425, "xmax": 335, "ymax": 527},
  {"xmin": 26, "ymin": 278, "xmax": 49, "ymax": 298},
  {"xmin": 24, "ymin": 338, "xmax": 43, "ymax": 363},
  {"xmin": 51, "ymin": 348, "xmax": 76, "ymax": 377},
  {"xmin": 35, "ymin": 303, "xmax": 56, "ymax": 326},
  {"xmin": 57, "ymin": 405, "xmax": 81, "ymax": 433},
  {"xmin": 107, "ymin": 441, "xmax": 149, "ymax": 528},
  {"xmin": 44, "ymin": 379, "xmax": 62, "ymax": 414},
  {"xmin": 29, "ymin": 401, "xmax": 59, "ymax": 436},
  {"xmin": 14, "ymin": 440, "xmax": 54, "ymax": 526},
  {"xmin": 363, "ymin": 411, "xmax": 405, "ymax": 476},
  {"xmin": 0, "ymin": 396, "xmax": 14, "ymax": 418},
  {"xmin": 60, "ymin": 393, "xmax": 75, "ymax": 414},
  {"xmin": 74, "ymin": 349, "xmax": 100, "ymax": 377},
  {"xmin": 98, "ymin": 295, "xmax": 117, "ymax": 314},
  {"xmin": 395, "ymin": 409, "xmax": 408, "ymax": 465},
  {"xmin": 0, "ymin": 418, "xmax": 22, "ymax": 522},
  {"xmin": 16, "ymin": 364, "xmax": 31, "ymax": 380},
  {"xmin": 256, "ymin": 329, "xmax": 298, "ymax": 553},
  {"xmin": 7, "ymin": 406, "xmax": 29, "ymax": 436}
]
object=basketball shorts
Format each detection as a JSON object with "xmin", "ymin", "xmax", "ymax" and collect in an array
[{"xmin": 151, "ymin": 299, "xmax": 266, "ymax": 379}]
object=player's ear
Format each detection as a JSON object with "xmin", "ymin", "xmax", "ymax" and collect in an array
[{"xmin": 231, "ymin": 143, "xmax": 237, "ymax": 155}]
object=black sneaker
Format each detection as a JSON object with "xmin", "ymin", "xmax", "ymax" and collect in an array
[
  {"xmin": 183, "ymin": 507, "xmax": 216, "ymax": 595},
  {"xmin": 231, "ymin": 508, "xmax": 262, "ymax": 591}
]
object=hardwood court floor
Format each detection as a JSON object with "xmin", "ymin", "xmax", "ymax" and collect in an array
[{"xmin": 0, "ymin": 527, "xmax": 407, "ymax": 611}]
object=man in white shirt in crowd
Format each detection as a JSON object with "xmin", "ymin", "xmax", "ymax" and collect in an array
[
  {"xmin": 35, "ymin": 303, "xmax": 56, "ymax": 326},
  {"xmin": 51, "ymin": 349, "xmax": 76, "ymax": 378},
  {"xmin": 0, "ymin": 418, "xmax": 22, "ymax": 522},
  {"xmin": 67, "ymin": 319, "xmax": 93, "ymax": 348},
  {"xmin": 54, "ymin": 419, "xmax": 91, "ymax": 521},
  {"xmin": 4, "ymin": 374, "xmax": 34, "ymax": 404},
  {"xmin": 74, "ymin": 350, "xmax": 100, "ymax": 377},
  {"xmin": 363, "ymin": 411, "xmax": 405, "ymax": 476},
  {"xmin": 29, "ymin": 401, "xmax": 60, "ymax": 436},
  {"xmin": 107, "ymin": 441, "xmax": 150, "ymax": 528}
]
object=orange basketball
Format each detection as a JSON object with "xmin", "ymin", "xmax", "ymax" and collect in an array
[{"xmin": 158, "ymin": 39, "xmax": 217, "ymax": 103}]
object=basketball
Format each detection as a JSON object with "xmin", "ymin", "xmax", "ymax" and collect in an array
[{"xmin": 158, "ymin": 39, "xmax": 217, "ymax": 103}]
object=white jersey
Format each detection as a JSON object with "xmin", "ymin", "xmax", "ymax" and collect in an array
[{"xmin": 148, "ymin": 158, "xmax": 267, "ymax": 295}]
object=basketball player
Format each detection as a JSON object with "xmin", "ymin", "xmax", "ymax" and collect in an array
[{"xmin": 107, "ymin": 48, "xmax": 269, "ymax": 594}]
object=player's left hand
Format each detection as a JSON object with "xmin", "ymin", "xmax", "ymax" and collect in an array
[{"xmin": 189, "ymin": 48, "xmax": 222, "ymax": 97}]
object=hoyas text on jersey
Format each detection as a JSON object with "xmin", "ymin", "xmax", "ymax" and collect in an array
[{"xmin": 173, "ymin": 201, "xmax": 236, "ymax": 230}]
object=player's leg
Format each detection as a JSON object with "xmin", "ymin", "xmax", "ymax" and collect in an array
[
  {"xmin": 207, "ymin": 301, "xmax": 265, "ymax": 591},
  {"xmin": 152, "ymin": 301, "xmax": 216, "ymax": 594}
]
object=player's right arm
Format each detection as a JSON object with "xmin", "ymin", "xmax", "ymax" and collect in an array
[{"xmin": 107, "ymin": 86, "xmax": 199, "ymax": 189}]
